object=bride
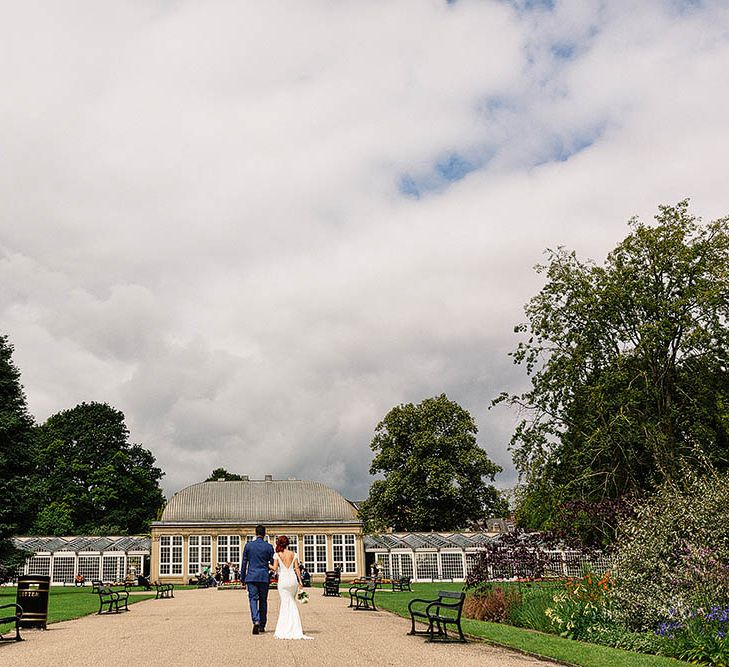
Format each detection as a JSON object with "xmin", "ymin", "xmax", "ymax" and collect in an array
[{"xmin": 270, "ymin": 535, "xmax": 312, "ymax": 640}]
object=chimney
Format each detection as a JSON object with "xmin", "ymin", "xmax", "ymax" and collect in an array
[{"xmin": 264, "ymin": 474, "xmax": 273, "ymax": 481}]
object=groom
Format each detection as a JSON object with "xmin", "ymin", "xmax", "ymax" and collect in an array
[{"xmin": 241, "ymin": 524, "xmax": 275, "ymax": 634}]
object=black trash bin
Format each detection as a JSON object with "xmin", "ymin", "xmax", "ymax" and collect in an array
[{"xmin": 16, "ymin": 575, "xmax": 51, "ymax": 629}]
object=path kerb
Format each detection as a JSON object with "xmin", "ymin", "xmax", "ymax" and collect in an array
[{"xmin": 3, "ymin": 588, "xmax": 559, "ymax": 666}]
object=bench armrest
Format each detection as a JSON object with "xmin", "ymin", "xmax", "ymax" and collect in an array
[
  {"xmin": 425, "ymin": 599, "xmax": 463, "ymax": 616},
  {"xmin": 0, "ymin": 603, "xmax": 23, "ymax": 616},
  {"xmin": 408, "ymin": 598, "xmax": 434, "ymax": 613}
]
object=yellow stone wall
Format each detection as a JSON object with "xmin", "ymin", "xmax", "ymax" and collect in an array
[{"xmin": 150, "ymin": 523, "xmax": 365, "ymax": 585}]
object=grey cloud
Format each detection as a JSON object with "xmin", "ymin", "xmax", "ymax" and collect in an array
[{"xmin": 2, "ymin": 1, "xmax": 729, "ymax": 501}]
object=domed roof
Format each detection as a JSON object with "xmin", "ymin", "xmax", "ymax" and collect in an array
[{"xmin": 159, "ymin": 478, "xmax": 360, "ymax": 524}]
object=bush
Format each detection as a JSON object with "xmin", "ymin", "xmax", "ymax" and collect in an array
[
  {"xmin": 464, "ymin": 585, "xmax": 521, "ymax": 622},
  {"xmin": 612, "ymin": 473, "xmax": 729, "ymax": 631},
  {"xmin": 589, "ymin": 624, "xmax": 667, "ymax": 655},
  {"xmin": 508, "ymin": 582, "xmax": 557, "ymax": 633},
  {"xmin": 657, "ymin": 605, "xmax": 729, "ymax": 666},
  {"xmin": 545, "ymin": 571, "xmax": 615, "ymax": 640}
]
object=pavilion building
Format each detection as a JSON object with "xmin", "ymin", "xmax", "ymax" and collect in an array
[
  {"xmin": 14, "ymin": 535, "xmax": 151, "ymax": 585},
  {"xmin": 150, "ymin": 476, "xmax": 365, "ymax": 584}
]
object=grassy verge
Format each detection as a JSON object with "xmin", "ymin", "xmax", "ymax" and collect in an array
[
  {"xmin": 0, "ymin": 586, "xmax": 156, "ymax": 634},
  {"xmin": 374, "ymin": 583, "xmax": 687, "ymax": 667}
]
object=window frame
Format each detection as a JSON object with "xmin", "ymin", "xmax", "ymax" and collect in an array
[{"xmin": 332, "ymin": 534, "xmax": 357, "ymax": 573}]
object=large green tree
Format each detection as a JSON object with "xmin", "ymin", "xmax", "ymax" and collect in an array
[
  {"xmin": 497, "ymin": 201, "xmax": 729, "ymax": 529},
  {"xmin": 360, "ymin": 394, "xmax": 505, "ymax": 532},
  {"xmin": 0, "ymin": 335, "xmax": 36, "ymax": 576},
  {"xmin": 33, "ymin": 402, "xmax": 165, "ymax": 534}
]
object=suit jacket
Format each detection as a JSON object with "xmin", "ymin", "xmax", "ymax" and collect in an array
[{"xmin": 241, "ymin": 537, "xmax": 274, "ymax": 583}]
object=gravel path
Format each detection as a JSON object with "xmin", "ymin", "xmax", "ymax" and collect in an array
[{"xmin": 3, "ymin": 588, "xmax": 561, "ymax": 666}]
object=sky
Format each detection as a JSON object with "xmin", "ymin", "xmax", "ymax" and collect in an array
[{"xmin": 2, "ymin": 0, "xmax": 729, "ymax": 501}]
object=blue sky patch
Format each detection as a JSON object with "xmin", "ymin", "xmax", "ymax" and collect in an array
[
  {"xmin": 398, "ymin": 152, "xmax": 483, "ymax": 199},
  {"xmin": 436, "ymin": 154, "xmax": 477, "ymax": 182},
  {"xmin": 541, "ymin": 125, "xmax": 605, "ymax": 165},
  {"xmin": 551, "ymin": 43, "xmax": 576, "ymax": 60},
  {"xmin": 507, "ymin": 0, "xmax": 556, "ymax": 12},
  {"xmin": 399, "ymin": 175, "xmax": 421, "ymax": 199}
]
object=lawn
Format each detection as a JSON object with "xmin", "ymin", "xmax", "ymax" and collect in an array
[
  {"xmin": 372, "ymin": 582, "xmax": 688, "ymax": 667},
  {"xmin": 0, "ymin": 585, "xmax": 156, "ymax": 635}
]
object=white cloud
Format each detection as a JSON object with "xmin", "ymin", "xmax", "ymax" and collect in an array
[{"xmin": 2, "ymin": 0, "xmax": 729, "ymax": 499}]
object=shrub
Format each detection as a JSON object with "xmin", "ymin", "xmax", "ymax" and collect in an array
[
  {"xmin": 589, "ymin": 624, "xmax": 666, "ymax": 655},
  {"xmin": 464, "ymin": 529, "xmax": 603, "ymax": 584},
  {"xmin": 508, "ymin": 582, "xmax": 557, "ymax": 633},
  {"xmin": 612, "ymin": 473, "xmax": 729, "ymax": 631},
  {"xmin": 464, "ymin": 585, "xmax": 521, "ymax": 622},
  {"xmin": 545, "ymin": 571, "xmax": 615, "ymax": 640},
  {"xmin": 657, "ymin": 605, "xmax": 729, "ymax": 666}
]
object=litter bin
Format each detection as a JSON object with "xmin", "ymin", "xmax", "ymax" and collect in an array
[{"xmin": 16, "ymin": 574, "xmax": 51, "ymax": 629}]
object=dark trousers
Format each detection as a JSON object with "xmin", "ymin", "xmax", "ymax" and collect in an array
[{"xmin": 247, "ymin": 581, "xmax": 270, "ymax": 628}]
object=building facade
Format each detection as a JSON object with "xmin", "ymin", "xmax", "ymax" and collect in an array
[{"xmin": 150, "ymin": 476, "xmax": 365, "ymax": 584}]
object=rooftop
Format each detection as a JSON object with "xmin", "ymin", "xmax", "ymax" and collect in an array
[{"xmin": 156, "ymin": 477, "xmax": 361, "ymax": 525}]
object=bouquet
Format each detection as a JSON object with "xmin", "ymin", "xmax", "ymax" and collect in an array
[{"xmin": 297, "ymin": 590, "xmax": 309, "ymax": 604}]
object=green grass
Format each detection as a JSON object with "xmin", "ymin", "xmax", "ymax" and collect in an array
[
  {"xmin": 0, "ymin": 585, "xmax": 155, "ymax": 635},
  {"xmin": 374, "ymin": 583, "xmax": 688, "ymax": 667}
]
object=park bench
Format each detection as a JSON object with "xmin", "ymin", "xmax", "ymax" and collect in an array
[
  {"xmin": 154, "ymin": 582, "xmax": 174, "ymax": 599},
  {"xmin": 323, "ymin": 570, "xmax": 340, "ymax": 597},
  {"xmin": 348, "ymin": 580, "xmax": 378, "ymax": 611},
  {"xmin": 408, "ymin": 591, "xmax": 466, "ymax": 642},
  {"xmin": 391, "ymin": 576, "xmax": 412, "ymax": 592},
  {"xmin": 0, "ymin": 603, "xmax": 23, "ymax": 642},
  {"xmin": 97, "ymin": 587, "xmax": 129, "ymax": 615},
  {"xmin": 91, "ymin": 579, "xmax": 103, "ymax": 593}
]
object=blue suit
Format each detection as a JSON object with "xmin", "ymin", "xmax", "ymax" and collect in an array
[{"xmin": 241, "ymin": 537, "xmax": 274, "ymax": 628}]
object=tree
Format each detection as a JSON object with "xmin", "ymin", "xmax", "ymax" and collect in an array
[
  {"xmin": 497, "ymin": 201, "xmax": 729, "ymax": 530},
  {"xmin": 360, "ymin": 394, "xmax": 505, "ymax": 532},
  {"xmin": 33, "ymin": 402, "xmax": 165, "ymax": 534},
  {"xmin": 0, "ymin": 334, "xmax": 37, "ymax": 574},
  {"xmin": 30, "ymin": 501, "xmax": 74, "ymax": 536},
  {"xmin": 204, "ymin": 468, "xmax": 244, "ymax": 481}
]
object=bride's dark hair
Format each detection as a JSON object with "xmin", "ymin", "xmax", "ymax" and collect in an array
[{"xmin": 275, "ymin": 535, "xmax": 289, "ymax": 553}]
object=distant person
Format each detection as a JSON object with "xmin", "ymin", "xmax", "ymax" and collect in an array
[
  {"xmin": 74, "ymin": 573, "xmax": 85, "ymax": 587},
  {"xmin": 223, "ymin": 562, "xmax": 230, "ymax": 583},
  {"xmin": 299, "ymin": 562, "xmax": 311, "ymax": 587},
  {"xmin": 241, "ymin": 524, "xmax": 275, "ymax": 634}
]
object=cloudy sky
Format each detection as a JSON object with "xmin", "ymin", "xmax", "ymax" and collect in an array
[{"xmin": 2, "ymin": 0, "xmax": 729, "ymax": 500}]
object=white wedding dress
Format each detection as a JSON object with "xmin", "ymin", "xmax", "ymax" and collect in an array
[{"xmin": 273, "ymin": 552, "xmax": 312, "ymax": 640}]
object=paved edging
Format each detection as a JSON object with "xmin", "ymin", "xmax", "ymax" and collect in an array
[{"xmin": 2, "ymin": 588, "xmax": 560, "ymax": 666}]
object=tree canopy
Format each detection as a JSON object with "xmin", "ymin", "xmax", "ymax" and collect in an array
[
  {"xmin": 0, "ymin": 335, "xmax": 36, "ymax": 576},
  {"xmin": 497, "ymin": 201, "xmax": 729, "ymax": 530},
  {"xmin": 33, "ymin": 402, "xmax": 165, "ymax": 534},
  {"xmin": 360, "ymin": 394, "xmax": 505, "ymax": 532},
  {"xmin": 204, "ymin": 468, "xmax": 244, "ymax": 481}
]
